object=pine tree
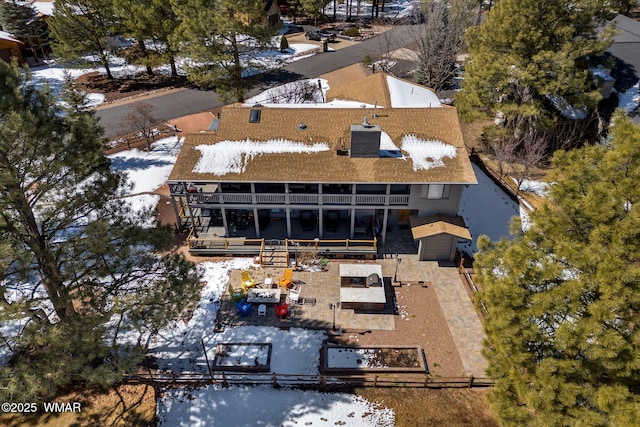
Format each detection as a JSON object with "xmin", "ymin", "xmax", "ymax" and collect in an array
[
  {"xmin": 114, "ymin": 0, "xmax": 182, "ymax": 77},
  {"xmin": 475, "ymin": 110, "xmax": 640, "ymax": 425},
  {"xmin": 170, "ymin": 0, "xmax": 278, "ymax": 102},
  {"xmin": 0, "ymin": 61, "xmax": 201, "ymax": 401},
  {"xmin": 48, "ymin": 0, "xmax": 120, "ymax": 79},
  {"xmin": 280, "ymin": 35, "xmax": 289, "ymax": 53},
  {"xmin": 0, "ymin": 0, "xmax": 49, "ymax": 61},
  {"xmin": 457, "ymin": 0, "xmax": 613, "ymax": 146}
]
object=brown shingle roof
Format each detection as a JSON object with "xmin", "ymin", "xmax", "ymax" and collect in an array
[
  {"xmin": 410, "ymin": 214, "xmax": 471, "ymax": 240},
  {"xmin": 169, "ymin": 75, "xmax": 477, "ymax": 185},
  {"xmin": 326, "ymin": 72, "xmax": 391, "ymax": 107}
]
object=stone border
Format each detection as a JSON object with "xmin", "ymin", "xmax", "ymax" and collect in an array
[
  {"xmin": 212, "ymin": 342, "xmax": 272, "ymax": 372},
  {"xmin": 321, "ymin": 344, "xmax": 427, "ymax": 374}
]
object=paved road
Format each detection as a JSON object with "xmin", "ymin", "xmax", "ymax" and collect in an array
[{"xmin": 97, "ymin": 24, "xmax": 422, "ymax": 138}]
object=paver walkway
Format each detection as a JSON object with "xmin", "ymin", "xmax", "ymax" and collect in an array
[{"xmin": 430, "ymin": 266, "xmax": 488, "ymax": 377}]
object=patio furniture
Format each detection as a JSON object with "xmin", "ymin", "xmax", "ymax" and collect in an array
[
  {"xmin": 264, "ymin": 276, "xmax": 274, "ymax": 288},
  {"xmin": 288, "ymin": 287, "xmax": 301, "ymax": 304},
  {"xmin": 228, "ymin": 284, "xmax": 244, "ymax": 302},
  {"xmin": 246, "ymin": 288, "xmax": 282, "ymax": 304},
  {"xmin": 258, "ymin": 304, "xmax": 267, "ymax": 316},
  {"xmin": 278, "ymin": 268, "xmax": 293, "ymax": 289},
  {"xmin": 241, "ymin": 270, "xmax": 256, "ymax": 293},
  {"xmin": 235, "ymin": 299, "xmax": 252, "ymax": 317},
  {"xmin": 275, "ymin": 302, "xmax": 289, "ymax": 320}
]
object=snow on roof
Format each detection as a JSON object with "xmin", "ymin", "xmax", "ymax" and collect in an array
[
  {"xmin": 31, "ymin": 1, "xmax": 55, "ymax": 16},
  {"xmin": 380, "ymin": 131, "xmax": 400, "ymax": 151},
  {"xmin": 618, "ymin": 79, "xmax": 640, "ymax": 113},
  {"xmin": 400, "ymin": 135, "xmax": 456, "ymax": 170},
  {"xmin": 193, "ymin": 139, "xmax": 330, "ymax": 175},
  {"xmin": 0, "ymin": 31, "xmax": 20, "ymax": 43},
  {"xmin": 385, "ymin": 75, "xmax": 441, "ymax": 108}
]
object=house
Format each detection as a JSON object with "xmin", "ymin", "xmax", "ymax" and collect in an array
[
  {"xmin": 167, "ymin": 73, "xmax": 477, "ymax": 262},
  {"xmin": 0, "ymin": 31, "xmax": 23, "ymax": 63}
]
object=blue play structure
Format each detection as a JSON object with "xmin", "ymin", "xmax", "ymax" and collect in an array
[{"xmin": 235, "ymin": 299, "xmax": 252, "ymax": 317}]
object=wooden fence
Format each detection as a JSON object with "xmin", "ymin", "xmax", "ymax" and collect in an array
[{"xmin": 123, "ymin": 371, "xmax": 493, "ymax": 389}]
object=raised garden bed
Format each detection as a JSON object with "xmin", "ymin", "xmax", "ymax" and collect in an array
[
  {"xmin": 322, "ymin": 345, "xmax": 427, "ymax": 374},
  {"xmin": 213, "ymin": 342, "xmax": 272, "ymax": 372}
]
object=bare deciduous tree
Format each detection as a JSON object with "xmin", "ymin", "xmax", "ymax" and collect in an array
[
  {"xmin": 510, "ymin": 131, "xmax": 547, "ymax": 192},
  {"xmin": 125, "ymin": 102, "xmax": 158, "ymax": 151},
  {"xmin": 268, "ymin": 80, "xmax": 323, "ymax": 104},
  {"xmin": 413, "ymin": 0, "xmax": 474, "ymax": 92}
]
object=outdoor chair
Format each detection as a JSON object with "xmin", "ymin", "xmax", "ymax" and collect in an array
[
  {"xmin": 257, "ymin": 304, "xmax": 267, "ymax": 317},
  {"xmin": 228, "ymin": 284, "xmax": 244, "ymax": 302},
  {"xmin": 275, "ymin": 302, "xmax": 289, "ymax": 320},
  {"xmin": 241, "ymin": 270, "xmax": 255, "ymax": 293},
  {"xmin": 235, "ymin": 299, "xmax": 252, "ymax": 317},
  {"xmin": 288, "ymin": 287, "xmax": 301, "ymax": 305},
  {"xmin": 278, "ymin": 268, "xmax": 293, "ymax": 289}
]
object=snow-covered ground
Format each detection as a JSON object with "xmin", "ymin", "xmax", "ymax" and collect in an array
[
  {"xmin": 27, "ymin": 40, "xmax": 320, "ymax": 109},
  {"xmin": 458, "ymin": 164, "xmax": 522, "ymax": 254},
  {"xmin": 157, "ymin": 386, "xmax": 395, "ymax": 427}
]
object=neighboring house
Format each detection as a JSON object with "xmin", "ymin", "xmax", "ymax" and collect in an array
[
  {"xmin": 0, "ymin": 31, "xmax": 23, "ymax": 63},
  {"xmin": 167, "ymin": 73, "xmax": 477, "ymax": 262},
  {"xmin": 607, "ymin": 14, "xmax": 640, "ymax": 93}
]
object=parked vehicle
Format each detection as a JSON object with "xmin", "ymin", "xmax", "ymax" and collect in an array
[{"xmin": 305, "ymin": 29, "xmax": 336, "ymax": 41}]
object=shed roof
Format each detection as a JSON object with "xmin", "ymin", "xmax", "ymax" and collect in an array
[{"xmin": 410, "ymin": 214, "xmax": 471, "ymax": 240}]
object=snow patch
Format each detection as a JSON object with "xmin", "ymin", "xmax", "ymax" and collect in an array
[{"xmin": 400, "ymin": 135, "xmax": 456, "ymax": 170}]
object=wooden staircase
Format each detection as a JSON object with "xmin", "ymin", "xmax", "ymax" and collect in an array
[{"xmin": 261, "ymin": 239, "xmax": 289, "ymax": 268}]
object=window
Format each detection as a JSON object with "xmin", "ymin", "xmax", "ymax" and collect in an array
[{"xmin": 420, "ymin": 184, "xmax": 451, "ymax": 199}]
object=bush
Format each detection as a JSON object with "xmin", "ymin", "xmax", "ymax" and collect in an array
[
  {"xmin": 362, "ymin": 54, "xmax": 373, "ymax": 67},
  {"xmin": 343, "ymin": 27, "xmax": 361, "ymax": 38},
  {"xmin": 280, "ymin": 35, "xmax": 289, "ymax": 53}
]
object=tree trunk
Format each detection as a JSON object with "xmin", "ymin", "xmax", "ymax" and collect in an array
[
  {"xmin": 230, "ymin": 35, "xmax": 244, "ymax": 103},
  {"xmin": 170, "ymin": 56, "xmax": 178, "ymax": 77},
  {"xmin": 333, "ymin": 0, "xmax": 336, "ymax": 20},
  {"xmin": 0, "ymin": 152, "xmax": 77, "ymax": 322},
  {"xmin": 139, "ymin": 42, "xmax": 154, "ymax": 76}
]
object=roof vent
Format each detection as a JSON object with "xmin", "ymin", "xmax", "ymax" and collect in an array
[
  {"xmin": 362, "ymin": 116, "xmax": 373, "ymax": 128},
  {"xmin": 297, "ymin": 122, "xmax": 307, "ymax": 130},
  {"xmin": 249, "ymin": 109, "xmax": 261, "ymax": 123}
]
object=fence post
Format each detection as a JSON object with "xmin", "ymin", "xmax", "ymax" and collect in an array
[
  {"xmin": 424, "ymin": 375, "xmax": 429, "ymax": 388},
  {"xmin": 373, "ymin": 375, "xmax": 378, "ymax": 388},
  {"xmin": 468, "ymin": 375, "xmax": 474, "ymax": 388},
  {"xmin": 222, "ymin": 372, "xmax": 228, "ymax": 388},
  {"xmin": 322, "ymin": 374, "xmax": 327, "ymax": 388},
  {"xmin": 202, "ymin": 339, "xmax": 214, "ymax": 381},
  {"xmin": 272, "ymin": 372, "xmax": 278, "ymax": 387},
  {"xmin": 171, "ymin": 372, "xmax": 176, "ymax": 387}
]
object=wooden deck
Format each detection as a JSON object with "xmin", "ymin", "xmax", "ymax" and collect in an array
[{"xmin": 187, "ymin": 232, "xmax": 377, "ymax": 262}]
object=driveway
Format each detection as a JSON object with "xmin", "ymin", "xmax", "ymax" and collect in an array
[{"xmin": 97, "ymin": 24, "xmax": 423, "ymax": 138}]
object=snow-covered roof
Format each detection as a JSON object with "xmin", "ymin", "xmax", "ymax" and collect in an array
[
  {"xmin": 169, "ymin": 73, "xmax": 475, "ymax": 184},
  {"xmin": 385, "ymin": 75, "xmax": 441, "ymax": 108},
  {"xmin": 31, "ymin": 1, "xmax": 55, "ymax": 17},
  {"xmin": 0, "ymin": 31, "xmax": 21, "ymax": 43}
]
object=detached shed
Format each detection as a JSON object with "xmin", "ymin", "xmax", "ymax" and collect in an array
[{"xmin": 411, "ymin": 214, "xmax": 471, "ymax": 261}]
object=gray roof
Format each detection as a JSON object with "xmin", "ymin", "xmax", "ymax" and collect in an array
[{"xmin": 608, "ymin": 15, "xmax": 640, "ymax": 90}]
